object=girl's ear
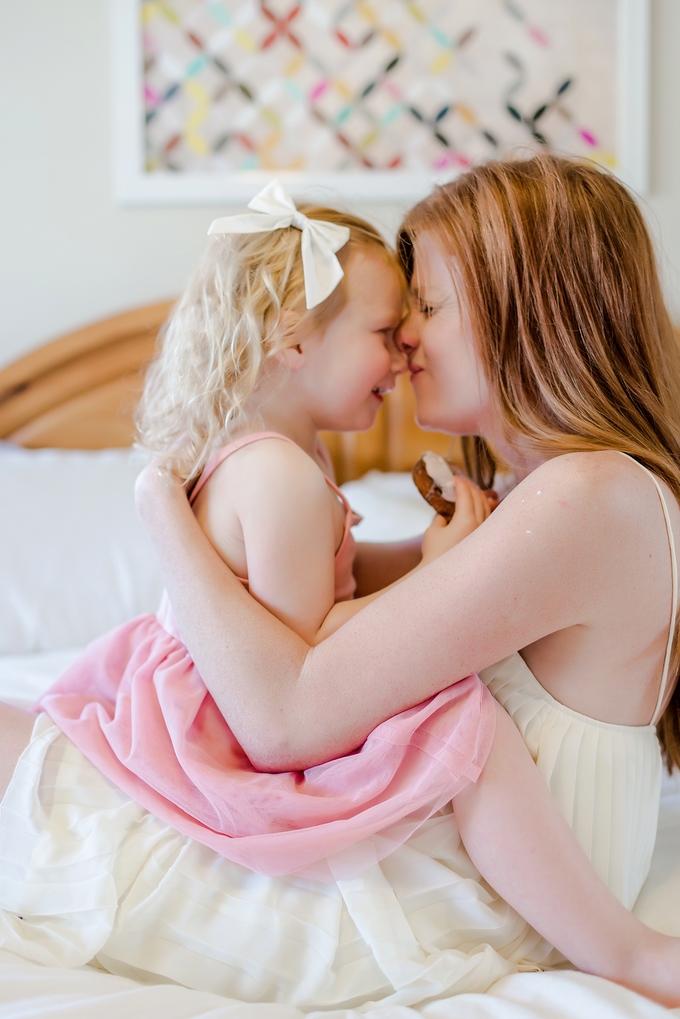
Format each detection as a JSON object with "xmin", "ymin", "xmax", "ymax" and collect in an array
[
  {"xmin": 272, "ymin": 342, "xmax": 306, "ymax": 371},
  {"xmin": 271, "ymin": 309, "xmax": 308, "ymax": 371}
]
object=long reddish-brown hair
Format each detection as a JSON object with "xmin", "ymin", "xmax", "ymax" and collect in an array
[{"xmin": 399, "ymin": 155, "xmax": 680, "ymax": 769}]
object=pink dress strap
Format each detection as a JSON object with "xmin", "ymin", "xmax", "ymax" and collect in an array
[
  {"xmin": 187, "ymin": 432, "xmax": 359, "ymax": 599},
  {"xmin": 315, "ymin": 438, "xmax": 335, "ymax": 475},
  {"xmin": 189, "ymin": 432, "xmax": 299, "ymax": 505}
]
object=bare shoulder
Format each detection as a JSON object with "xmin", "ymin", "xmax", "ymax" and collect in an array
[
  {"xmin": 212, "ymin": 437, "xmax": 330, "ymax": 510},
  {"xmin": 518, "ymin": 449, "xmax": 632, "ymax": 487},
  {"xmin": 517, "ymin": 450, "xmax": 664, "ymax": 512},
  {"xmin": 447, "ymin": 449, "xmax": 667, "ymax": 638},
  {"xmin": 495, "ymin": 450, "xmax": 667, "ymax": 552}
]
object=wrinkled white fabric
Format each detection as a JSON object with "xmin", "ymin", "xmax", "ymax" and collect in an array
[
  {"xmin": 0, "ymin": 953, "xmax": 675, "ymax": 1019},
  {"xmin": 481, "ymin": 653, "xmax": 663, "ymax": 910},
  {"xmin": 0, "ymin": 717, "xmax": 529, "ymax": 1005},
  {"xmin": 0, "ymin": 636, "xmax": 666, "ymax": 1009},
  {"xmin": 0, "ymin": 656, "xmax": 672, "ymax": 1011}
]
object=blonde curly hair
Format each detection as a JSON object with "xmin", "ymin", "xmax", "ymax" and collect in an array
[{"xmin": 136, "ymin": 206, "xmax": 400, "ymax": 483}]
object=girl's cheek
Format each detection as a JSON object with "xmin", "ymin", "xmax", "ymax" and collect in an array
[{"xmin": 366, "ymin": 345, "xmax": 390, "ymax": 378}]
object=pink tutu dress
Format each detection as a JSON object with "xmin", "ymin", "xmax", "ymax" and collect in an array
[{"xmin": 39, "ymin": 433, "xmax": 496, "ymax": 880}]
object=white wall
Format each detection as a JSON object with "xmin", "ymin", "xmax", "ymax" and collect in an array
[
  {"xmin": 1, "ymin": 0, "xmax": 679, "ymax": 370},
  {"xmin": 646, "ymin": 0, "xmax": 680, "ymax": 315}
]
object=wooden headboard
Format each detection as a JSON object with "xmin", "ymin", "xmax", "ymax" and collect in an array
[{"xmin": 0, "ymin": 302, "xmax": 458, "ymax": 484}]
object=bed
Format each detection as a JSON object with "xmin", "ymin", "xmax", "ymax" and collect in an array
[{"xmin": 0, "ymin": 304, "xmax": 679, "ymax": 1019}]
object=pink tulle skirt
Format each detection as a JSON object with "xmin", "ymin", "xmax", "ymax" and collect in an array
[{"xmin": 39, "ymin": 596, "xmax": 496, "ymax": 880}]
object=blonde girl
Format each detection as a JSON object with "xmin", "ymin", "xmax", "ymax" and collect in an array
[{"xmin": 0, "ymin": 175, "xmax": 679, "ymax": 1008}]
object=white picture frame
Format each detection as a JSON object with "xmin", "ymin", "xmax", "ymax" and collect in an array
[{"xmin": 111, "ymin": 0, "xmax": 649, "ymax": 205}]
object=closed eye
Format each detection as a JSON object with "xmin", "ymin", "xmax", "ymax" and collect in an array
[{"xmin": 412, "ymin": 291, "xmax": 435, "ymax": 318}]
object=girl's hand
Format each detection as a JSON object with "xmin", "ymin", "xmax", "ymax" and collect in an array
[
  {"xmin": 421, "ymin": 475, "xmax": 497, "ymax": 566},
  {"xmin": 134, "ymin": 459, "xmax": 187, "ymax": 530}
]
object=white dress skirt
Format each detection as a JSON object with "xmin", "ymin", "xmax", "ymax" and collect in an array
[
  {"xmin": 0, "ymin": 453, "xmax": 672, "ymax": 1005},
  {"xmin": 0, "ymin": 651, "xmax": 664, "ymax": 1008}
]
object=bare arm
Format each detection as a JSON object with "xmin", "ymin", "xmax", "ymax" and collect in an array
[
  {"xmin": 136, "ymin": 453, "xmax": 620, "ymax": 771},
  {"xmin": 199, "ymin": 440, "xmax": 339, "ymax": 645},
  {"xmin": 316, "ymin": 477, "xmax": 495, "ymax": 642}
]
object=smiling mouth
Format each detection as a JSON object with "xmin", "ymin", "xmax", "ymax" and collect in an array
[{"xmin": 372, "ymin": 386, "xmax": 393, "ymax": 399}]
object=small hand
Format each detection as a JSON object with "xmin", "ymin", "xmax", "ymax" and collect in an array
[
  {"xmin": 421, "ymin": 475, "xmax": 497, "ymax": 565},
  {"xmin": 134, "ymin": 458, "xmax": 187, "ymax": 529}
]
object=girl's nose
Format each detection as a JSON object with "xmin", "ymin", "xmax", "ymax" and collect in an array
[
  {"xmin": 389, "ymin": 339, "xmax": 409, "ymax": 375},
  {"xmin": 396, "ymin": 309, "xmax": 420, "ymax": 360}
]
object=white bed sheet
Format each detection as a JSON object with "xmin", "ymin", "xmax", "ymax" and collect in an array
[
  {"xmin": 0, "ymin": 648, "xmax": 82, "ymax": 707},
  {"xmin": 0, "ymin": 952, "xmax": 676, "ymax": 1018},
  {"xmin": 1, "ymin": 637, "xmax": 679, "ymax": 1017},
  {"xmin": 1, "ymin": 470, "xmax": 679, "ymax": 1017}
]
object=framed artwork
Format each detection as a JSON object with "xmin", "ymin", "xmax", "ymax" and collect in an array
[{"xmin": 112, "ymin": 0, "xmax": 650, "ymax": 204}]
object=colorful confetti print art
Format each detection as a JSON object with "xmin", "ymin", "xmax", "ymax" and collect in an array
[{"xmin": 114, "ymin": 0, "xmax": 649, "ymax": 201}]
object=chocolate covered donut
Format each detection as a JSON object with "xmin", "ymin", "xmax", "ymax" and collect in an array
[{"xmin": 412, "ymin": 451, "xmax": 457, "ymax": 523}]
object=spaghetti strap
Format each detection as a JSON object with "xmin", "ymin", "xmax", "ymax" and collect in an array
[
  {"xmin": 617, "ymin": 452, "xmax": 678, "ymax": 724},
  {"xmin": 189, "ymin": 432, "xmax": 298, "ymax": 505},
  {"xmin": 186, "ymin": 432, "xmax": 359, "ymax": 582}
]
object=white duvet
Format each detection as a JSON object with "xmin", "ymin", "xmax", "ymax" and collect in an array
[{"xmin": 1, "ymin": 451, "xmax": 679, "ymax": 1017}]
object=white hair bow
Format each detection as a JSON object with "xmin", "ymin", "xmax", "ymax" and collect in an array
[{"xmin": 207, "ymin": 181, "xmax": 351, "ymax": 309}]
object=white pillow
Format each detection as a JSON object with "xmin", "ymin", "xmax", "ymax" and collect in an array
[
  {"xmin": 0, "ymin": 453, "xmax": 427, "ymax": 656},
  {"xmin": 0, "ymin": 445, "xmax": 164, "ymax": 653}
]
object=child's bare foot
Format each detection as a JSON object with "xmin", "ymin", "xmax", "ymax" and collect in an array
[{"xmin": 615, "ymin": 927, "xmax": 680, "ymax": 1008}]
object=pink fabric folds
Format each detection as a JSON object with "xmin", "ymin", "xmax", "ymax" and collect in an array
[{"xmin": 39, "ymin": 601, "xmax": 495, "ymax": 881}]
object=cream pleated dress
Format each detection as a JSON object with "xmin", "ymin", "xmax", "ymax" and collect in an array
[{"xmin": 0, "ymin": 454, "xmax": 675, "ymax": 1005}]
